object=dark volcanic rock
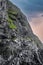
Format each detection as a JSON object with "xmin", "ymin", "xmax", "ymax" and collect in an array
[{"xmin": 0, "ymin": 0, "xmax": 43, "ymax": 65}]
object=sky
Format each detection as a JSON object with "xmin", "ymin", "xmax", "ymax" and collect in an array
[{"xmin": 10, "ymin": 0, "xmax": 43, "ymax": 42}]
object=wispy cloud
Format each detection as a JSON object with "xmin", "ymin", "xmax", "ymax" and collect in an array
[{"xmin": 29, "ymin": 13, "xmax": 43, "ymax": 42}]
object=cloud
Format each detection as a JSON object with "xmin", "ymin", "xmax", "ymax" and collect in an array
[{"xmin": 29, "ymin": 14, "xmax": 43, "ymax": 42}]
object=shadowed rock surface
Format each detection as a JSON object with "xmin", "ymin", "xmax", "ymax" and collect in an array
[{"xmin": 0, "ymin": 0, "xmax": 43, "ymax": 65}]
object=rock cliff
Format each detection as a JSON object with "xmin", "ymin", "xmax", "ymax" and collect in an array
[{"xmin": 0, "ymin": 0, "xmax": 43, "ymax": 65}]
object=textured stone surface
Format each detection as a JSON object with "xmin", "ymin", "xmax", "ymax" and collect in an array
[{"xmin": 0, "ymin": 0, "xmax": 43, "ymax": 65}]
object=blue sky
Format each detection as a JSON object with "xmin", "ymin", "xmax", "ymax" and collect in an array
[
  {"xmin": 10, "ymin": 0, "xmax": 43, "ymax": 42},
  {"xmin": 10, "ymin": 0, "xmax": 43, "ymax": 14}
]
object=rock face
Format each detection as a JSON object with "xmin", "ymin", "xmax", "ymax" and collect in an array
[
  {"xmin": 0, "ymin": 0, "xmax": 7, "ymax": 21},
  {"xmin": 0, "ymin": 0, "xmax": 43, "ymax": 65}
]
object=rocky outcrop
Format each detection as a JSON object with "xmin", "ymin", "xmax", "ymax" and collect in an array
[{"xmin": 0, "ymin": 0, "xmax": 43, "ymax": 65}]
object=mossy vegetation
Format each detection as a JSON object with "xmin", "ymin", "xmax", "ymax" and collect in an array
[
  {"xmin": 7, "ymin": 17, "xmax": 17, "ymax": 29},
  {"xmin": 8, "ymin": 8, "xmax": 18, "ymax": 16},
  {"xmin": 7, "ymin": 8, "xmax": 18, "ymax": 29},
  {"xmin": 8, "ymin": 10, "xmax": 18, "ymax": 15},
  {"xmin": 8, "ymin": 14, "xmax": 16, "ymax": 21},
  {"xmin": 9, "ymin": 22, "xmax": 17, "ymax": 29}
]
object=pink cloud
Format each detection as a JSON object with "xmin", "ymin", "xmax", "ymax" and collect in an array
[{"xmin": 29, "ymin": 15, "xmax": 43, "ymax": 42}]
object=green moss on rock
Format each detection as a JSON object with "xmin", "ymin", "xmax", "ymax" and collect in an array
[
  {"xmin": 8, "ymin": 8, "xmax": 18, "ymax": 16},
  {"xmin": 7, "ymin": 17, "xmax": 17, "ymax": 29}
]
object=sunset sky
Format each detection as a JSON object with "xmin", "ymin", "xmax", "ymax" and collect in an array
[{"xmin": 10, "ymin": 0, "xmax": 43, "ymax": 42}]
